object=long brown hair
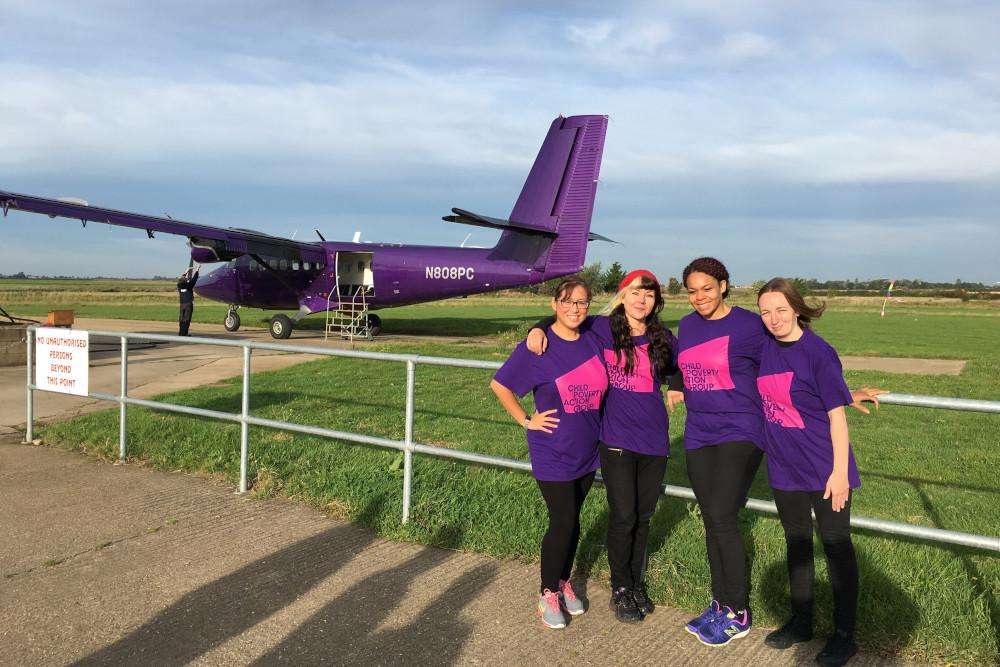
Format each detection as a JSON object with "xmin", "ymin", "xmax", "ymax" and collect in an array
[{"xmin": 757, "ymin": 277, "xmax": 826, "ymax": 329}]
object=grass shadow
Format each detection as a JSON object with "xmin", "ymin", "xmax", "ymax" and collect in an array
[{"xmin": 758, "ymin": 547, "xmax": 919, "ymax": 653}]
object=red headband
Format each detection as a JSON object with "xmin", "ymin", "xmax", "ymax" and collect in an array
[{"xmin": 619, "ymin": 269, "xmax": 659, "ymax": 291}]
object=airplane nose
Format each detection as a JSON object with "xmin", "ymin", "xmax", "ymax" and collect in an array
[{"xmin": 193, "ymin": 266, "xmax": 238, "ymax": 303}]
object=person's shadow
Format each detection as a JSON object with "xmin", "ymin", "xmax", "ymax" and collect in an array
[
  {"xmin": 73, "ymin": 496, "xmax": 391, "ymax": 665},
  {"xmin": 251, "ymin": 523, "xmax": 497, "ymax": 665}
]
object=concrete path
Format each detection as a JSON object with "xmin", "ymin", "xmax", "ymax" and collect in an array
[{"xmin": 0, "ymin": 438, "xmax": 908, "ymax": 666}]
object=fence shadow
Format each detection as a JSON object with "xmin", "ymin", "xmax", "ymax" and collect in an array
[
  {"xmin": 72, "ymin": 496, "xmax": 389, "ymax": 666},
  {"xmin": 253, "ymin": 524, "xmax": 496, "ymax": 665}
]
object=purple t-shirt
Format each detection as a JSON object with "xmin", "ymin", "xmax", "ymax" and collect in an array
[
  {"xmin": 677, "ymin": 307, "xmax": 766, "ymax": 450},
  {"xmin": 493, "ymin": 329, "xmax": 609, "ymax": 481},
  {"xmin": 587, "ymin": 316, "xmax": 676, "ymax": 457},
  {"xmin": 757, "ymin": 328, "xmax": 861, "ymax": 492}
]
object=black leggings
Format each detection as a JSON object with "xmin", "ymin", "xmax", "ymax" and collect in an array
[
  {"xmin": 686, "ymin": 440, "xmax": 763, "ymax": 611},
  {"xmin": 536, "ymin": 472, "xmax": 596, "ymax": 593},
  {"xmin": 599, "ymin": 443, "xmax": 668, "ymax": 590},
  {"xmin": 772, "ymin": 488, "xmax": 859, "ymax": 636}
]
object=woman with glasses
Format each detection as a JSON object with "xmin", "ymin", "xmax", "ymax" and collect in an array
[
  {"xmin": 524, "ymin": 269, "xmax": 678, "ymax": 624},
  {"xmin": 490, "ymin": 277, "xmax": 608, "ymax": 629}
]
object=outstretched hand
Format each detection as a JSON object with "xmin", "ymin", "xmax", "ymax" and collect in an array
[
  {"xmin": 527, "ymin": 409, "xmax": 560, "ymax": 433},
  {"xmin": 849, "ymin": 387, "xmax": 887, "ymax": 414},
  {"xmin": 666, "ymin": 390, "xmax": 685, "ymax": 413}
]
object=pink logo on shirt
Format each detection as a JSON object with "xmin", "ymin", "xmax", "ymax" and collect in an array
[
  {"xmin": 678, "ymin": 336, "xmax": 736, "ymax": 392},
  {"xmin": 555, "ymin": 355, "xmax": 608, "ymax": 413},
  {"xmin": 604, "ymin": 343, "xmax": 654, "ymax": 393},
  {"xmin": 756, "ymin": 372, "xmax": 805, "ymax": 429}
]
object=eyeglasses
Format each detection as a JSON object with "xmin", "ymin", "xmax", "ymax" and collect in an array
[{"xmin": 557, "ymin": 299, "xmax": 591, "ymax": 310}]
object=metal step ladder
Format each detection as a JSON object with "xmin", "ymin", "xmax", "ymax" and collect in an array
[{"xmin": 325, "ymin": 283, "xmax": 373, "ymax": 341}]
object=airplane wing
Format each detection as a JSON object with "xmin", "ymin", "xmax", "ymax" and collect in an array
[{"xmin": 0, "ymin": 189, "xmax": 327, "ymax": 263}]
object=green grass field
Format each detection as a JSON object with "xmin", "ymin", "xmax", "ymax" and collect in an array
[{"xmin": 8, "ymin": 282, "xmax": 999, "ymax": 663}]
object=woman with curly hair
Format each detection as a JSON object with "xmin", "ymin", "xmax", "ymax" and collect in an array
[{"xmin": 526, "ymin": 269, "xmax": 678, "ymax": 624}]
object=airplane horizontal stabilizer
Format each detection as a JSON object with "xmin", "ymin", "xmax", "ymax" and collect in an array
[{"xmin": 442, "ymin": 208, "xmax": 557, "ymax": 237}]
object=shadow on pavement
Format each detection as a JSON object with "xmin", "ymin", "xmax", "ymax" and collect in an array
[
  {"xmin": 253, "ymin": 526, "xmax": 498, "ymax": 665},
  {"xmin": 72, "ymin": 498, "xmax": 388, "ymax": 666}
]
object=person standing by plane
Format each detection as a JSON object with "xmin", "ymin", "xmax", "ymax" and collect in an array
[
  {"xmin": 490, "ymin": 278, "xmax": 608, "ymax": 630},
  {"xmin": 177, "ymin": 264, "xmax": 200, "ymax": 336},
  {"xmin": 755, "ymin": 278, "xmax": 861, "ymax": 667},
  {"xmin": 524, "ymin": 269, "xmax": 678, "ymax": 624}
]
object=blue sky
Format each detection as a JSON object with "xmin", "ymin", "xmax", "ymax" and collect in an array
[{"xmin": 1, "ymin": 1, "xmax": 998, "ymax": 283}]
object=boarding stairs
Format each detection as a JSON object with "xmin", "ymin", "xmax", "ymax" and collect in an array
[{"xmin": 325, "ymin": 284, "xmax": 373, "ymax": 341}]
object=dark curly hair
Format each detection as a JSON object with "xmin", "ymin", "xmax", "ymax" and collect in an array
[
  {"xmin": 682, "ymin": 257, "xmax": 730, "ymax": 298},
  {"xmin": 607, "ymin": 274, "xmax": 676, "ymax": 381}
]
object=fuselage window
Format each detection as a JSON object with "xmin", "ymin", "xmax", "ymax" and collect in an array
[
  {"xmin": 303, "ymin": 261, "xmax": 310, "ymax": 271},
  {"xmin": 292, "ymin": 261, "xmax": 300, "ymax": 271},
  {"xmin": 268, "ymin": 259, "xmax": 278, "ymax": 270},
  {"xmin": 279, "ymin": 259, "xmax": 288, "ymax": 271}
]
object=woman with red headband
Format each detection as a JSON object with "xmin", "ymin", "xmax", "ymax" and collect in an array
[{"xmin": 526, "ymin": 269, "xmax": 678, "ymax": 624}]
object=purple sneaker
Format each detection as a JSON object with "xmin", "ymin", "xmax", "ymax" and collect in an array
[
  {"xmin": 684, "ymin": 600, "xmax": 722, "ymax": 635},
  {"xmin": 697, "ymin": 606, "xmax": 751, "ymax": 647}
]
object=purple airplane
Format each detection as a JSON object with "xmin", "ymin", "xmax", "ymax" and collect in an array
[{"xmin": 1, "ymin": 114, "xmax": 610, "ymax": 339}]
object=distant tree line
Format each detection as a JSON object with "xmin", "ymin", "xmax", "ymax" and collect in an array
[{"xmin": 514, "ymin": 264, "xmax": 998, "ymax": 299}]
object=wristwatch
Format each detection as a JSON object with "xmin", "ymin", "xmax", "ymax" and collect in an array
[{"xmin": 523, "ymin": 415, "xmax": 532, "ymax": 428}]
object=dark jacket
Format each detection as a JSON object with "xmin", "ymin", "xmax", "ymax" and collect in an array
[{"xmin": 177, "ymin": 271, "xmax": 199, "ymax": 305}]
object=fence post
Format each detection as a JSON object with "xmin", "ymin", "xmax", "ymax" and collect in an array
[
  {"xmin": 239, "ymin": 346, "xmax": 252, "ymax": 493},
  {"xmin": 118, "ymin": 336, "xmax": 128, "ymax": 461},
  {"xmin": 24, "ymin": 328, "xmax": 33, "ymax": 444},
  {"xmin": 402, "ymin": 359, "xmax": 415, "ymax": 523}
]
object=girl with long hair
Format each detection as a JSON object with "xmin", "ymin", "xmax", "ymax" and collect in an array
[
  {"xmin": 525, "ymin": 269, "xmax": 678, "ymax": 624},
  {"xmin": 756, "ymin": 278, "xmax": 860, "ymax": 667},
  {"xmin": 491, "ymin": 278, "xmax": 608, "ymax": 630}
]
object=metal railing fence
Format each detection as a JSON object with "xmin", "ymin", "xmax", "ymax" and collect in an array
[{"xmin": 23, "ymin": 327, "xmax": 1000, "ymax": 553}]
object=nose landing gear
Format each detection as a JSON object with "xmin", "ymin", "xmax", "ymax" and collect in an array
[{"xmin": 224, "ymin": 308, "xmax": 241, "ymax": 332}]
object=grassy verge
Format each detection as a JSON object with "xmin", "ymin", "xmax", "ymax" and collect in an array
[{"xmin": 38, "ymin": 306, "xmax": 1000, "ymax": 664}]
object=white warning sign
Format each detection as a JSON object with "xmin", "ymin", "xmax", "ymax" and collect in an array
[{"xmin": 35, "ymin": 327, "xmax": 89, "ymax": 396}]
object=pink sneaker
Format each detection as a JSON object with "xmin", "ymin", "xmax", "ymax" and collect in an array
[
  {"xmin": 559, "ymin": 579, "xmax": 586, "ymax": 616},
  {"xmin": 537, "ymin": 588, "xmax": 567, "ymax": 628}
]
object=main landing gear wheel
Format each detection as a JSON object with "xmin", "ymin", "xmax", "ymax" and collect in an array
[
  {"xmin": 366, "ymin": 314, "xmax": 382, "ymax": 336},
  {"xmin": 269, "ymin": 314, "xmax": 293, "ymax": 339},
  {"xmin": 224, "ymin": 310, "xmax": 241, "ymax": 332}
]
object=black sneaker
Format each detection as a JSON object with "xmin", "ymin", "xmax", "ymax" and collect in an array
[
  {"xmin": 765, "ymin": 617, "xmax": 813, "ymax": 649},
  {"xmin": 609, "ymin": 586, "xmax": 642, "ymax": 623},
  {"xmin": 632, "ymin": 583, "xmax": 655, "ymax": 616},
  {"xmin": 815, "ymin": 630, "xmax": 857, "ymax": 666}
]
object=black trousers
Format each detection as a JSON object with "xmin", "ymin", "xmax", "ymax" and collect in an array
[
  {"xmin": 536, "ymin": 472, "xmax": 595, "ymax": 593},
  {"xmin": 599, "ymin": 443, "xmax": 668, "ymax": 590},
  {"xmin": 772, "ymin": 488, "xmax": 859, "ymax": 636},
  {"xmin": 178, "ymin": 302, "xmax": 193, "ymax": 336},
  {"xmin": 686, "ymin": 440, "xmax": 763, "ymax": 611}
]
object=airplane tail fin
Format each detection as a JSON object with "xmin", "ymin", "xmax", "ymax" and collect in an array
[{"xmin": 490, "ymin": 115, "xmax": 608, "ymax": 274}]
